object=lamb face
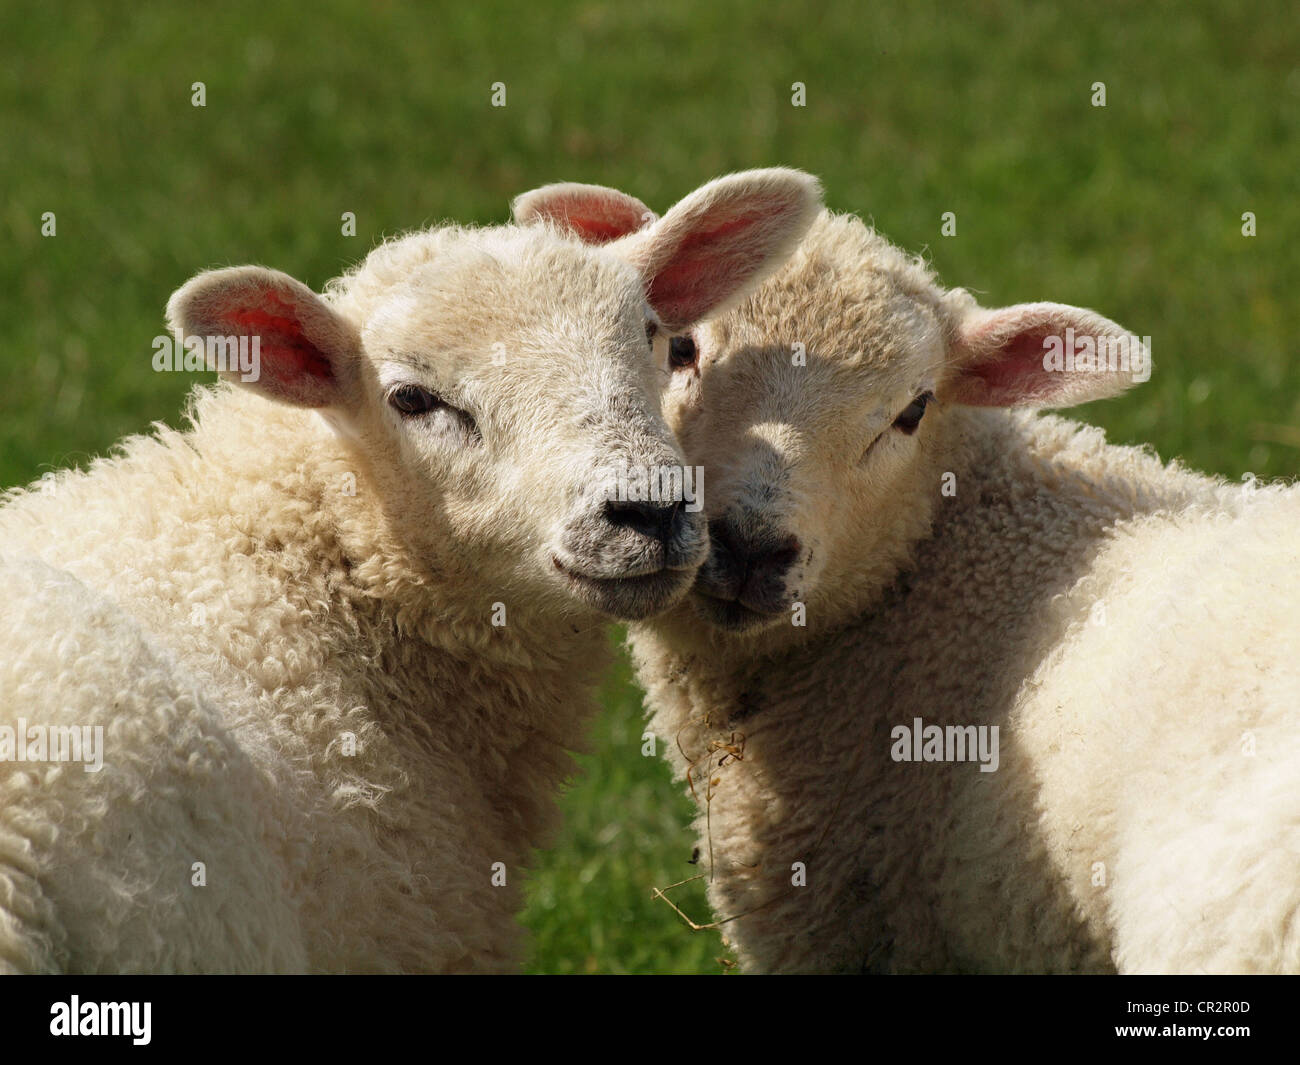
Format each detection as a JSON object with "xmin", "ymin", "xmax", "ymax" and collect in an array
[
  {"xmin": 168, "ymin": 172, "xmax": 821, "ymax": 624},
  {"xmin": 664, "ymin": 215, "xmax": 956, "ymax": 633},
  {"xmin": 668, "ymin": 213, "xmax": 1148, "ymax": 637},
  {"xmin": 339, "ymin": 230, "xmax": 705, "ymax": 623}
]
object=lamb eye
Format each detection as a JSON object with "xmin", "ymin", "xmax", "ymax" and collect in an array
[
  {"xmin": 388, "ymin": 384, "xmax": 441, "ymax": 416},
  {"xmin": 892, "ymin": 391, "xmax": 934, "ymax": 435},
  {"xmin": 668, "ymin": 335, "xmax": 698, "ymax": 370},
  {"xmin": 645, "ymin": 319, "xmax": 658, "ymax": 345}
]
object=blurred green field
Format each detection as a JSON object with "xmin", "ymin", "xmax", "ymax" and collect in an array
[{"xmin": 3, "ymin": 0, "xmax": 1297, "ymax": 973}]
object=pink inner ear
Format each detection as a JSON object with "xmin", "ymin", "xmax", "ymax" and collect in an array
[
  {"xmin": 223, "ymin": 289, "xmax": 334, "ymax": 385},
  {"xmin": 567, "ymin": 217, "xmax": 634, "ymax": 243},
  {"xmin": 951, "ymin": 302, "xmax": 1144, "ymax": 410},
  {"xmin": 960, "ymin": 328, "xmax": 1061, "ymax": 404},
  {"xmin": 646, "ymin": 212, "xmax": 759, "ymax": 319},
  {"xmin": 556, "ymin": 192, "xmax": 648, "ymax": 244}
]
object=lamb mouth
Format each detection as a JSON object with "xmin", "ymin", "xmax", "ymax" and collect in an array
[
  {"xmin": 692, "ymin": 589, "xmax": 787, "ymax": 632},
  {"xmin": 552, "ymin": 557, "xmax": 692, "ymax": 620}
]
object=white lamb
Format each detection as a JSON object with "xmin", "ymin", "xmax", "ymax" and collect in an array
[
  {"xmin": 518, "ymin": 185, "xmax": 1300, "ymax": 974},
  {"xmin": 0, "ymin": 169, "xmax": 822, "ymax": 973}
]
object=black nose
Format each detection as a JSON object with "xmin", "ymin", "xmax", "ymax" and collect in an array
[
  {"xmin": 706, "ymin": 520, "xmax": 801, "ymax": 608},
  {"xmin": 603, "ymin": 498, "xmax": 685, "ymax": 546}
]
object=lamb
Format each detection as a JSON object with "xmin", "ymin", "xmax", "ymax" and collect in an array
[
  {"xmin": 0, "ymin": 168, "xmax": 823, "ymax": 973},
  {"xmin": 517, "ymin": 185, "xmax": 1300, "ymax": 974}
]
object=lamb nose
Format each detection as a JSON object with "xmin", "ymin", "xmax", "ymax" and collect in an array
[
  {"xmin": 738, "ymin": 535, "xmax": 802, "ymax": 584},
  {"xmin": 603, "ymin": 498, "xmax": 684, "ymax": 545}
]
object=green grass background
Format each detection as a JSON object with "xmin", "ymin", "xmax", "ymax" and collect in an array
[{"xmin": 2, "ymin": 0, "xmax": 1296, "ymax": 973}]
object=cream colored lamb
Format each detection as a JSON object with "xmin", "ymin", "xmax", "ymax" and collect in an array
[
  {"xmin": 519, "ymin": 186, "xmax": 1300, "ymax": 974},
  {"xmin": 0, "ymin": 169, "xmax": 822, "ymax": 973}
]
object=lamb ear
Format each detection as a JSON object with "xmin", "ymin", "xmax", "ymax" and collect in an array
[
  {"xmin": 943, "ymin": 301, "xmax": 1151, "ymax": 408},
  {"xmin": 511, "ymin": 182, "xmax": 656, "ymax": 244},
  {"xmin": 166, "ymin": 266, "xmax": 362, "ymax": 409},
  {"xmin": 615, "ymin": 168, "xmax": 823, "ymax": 333}
]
